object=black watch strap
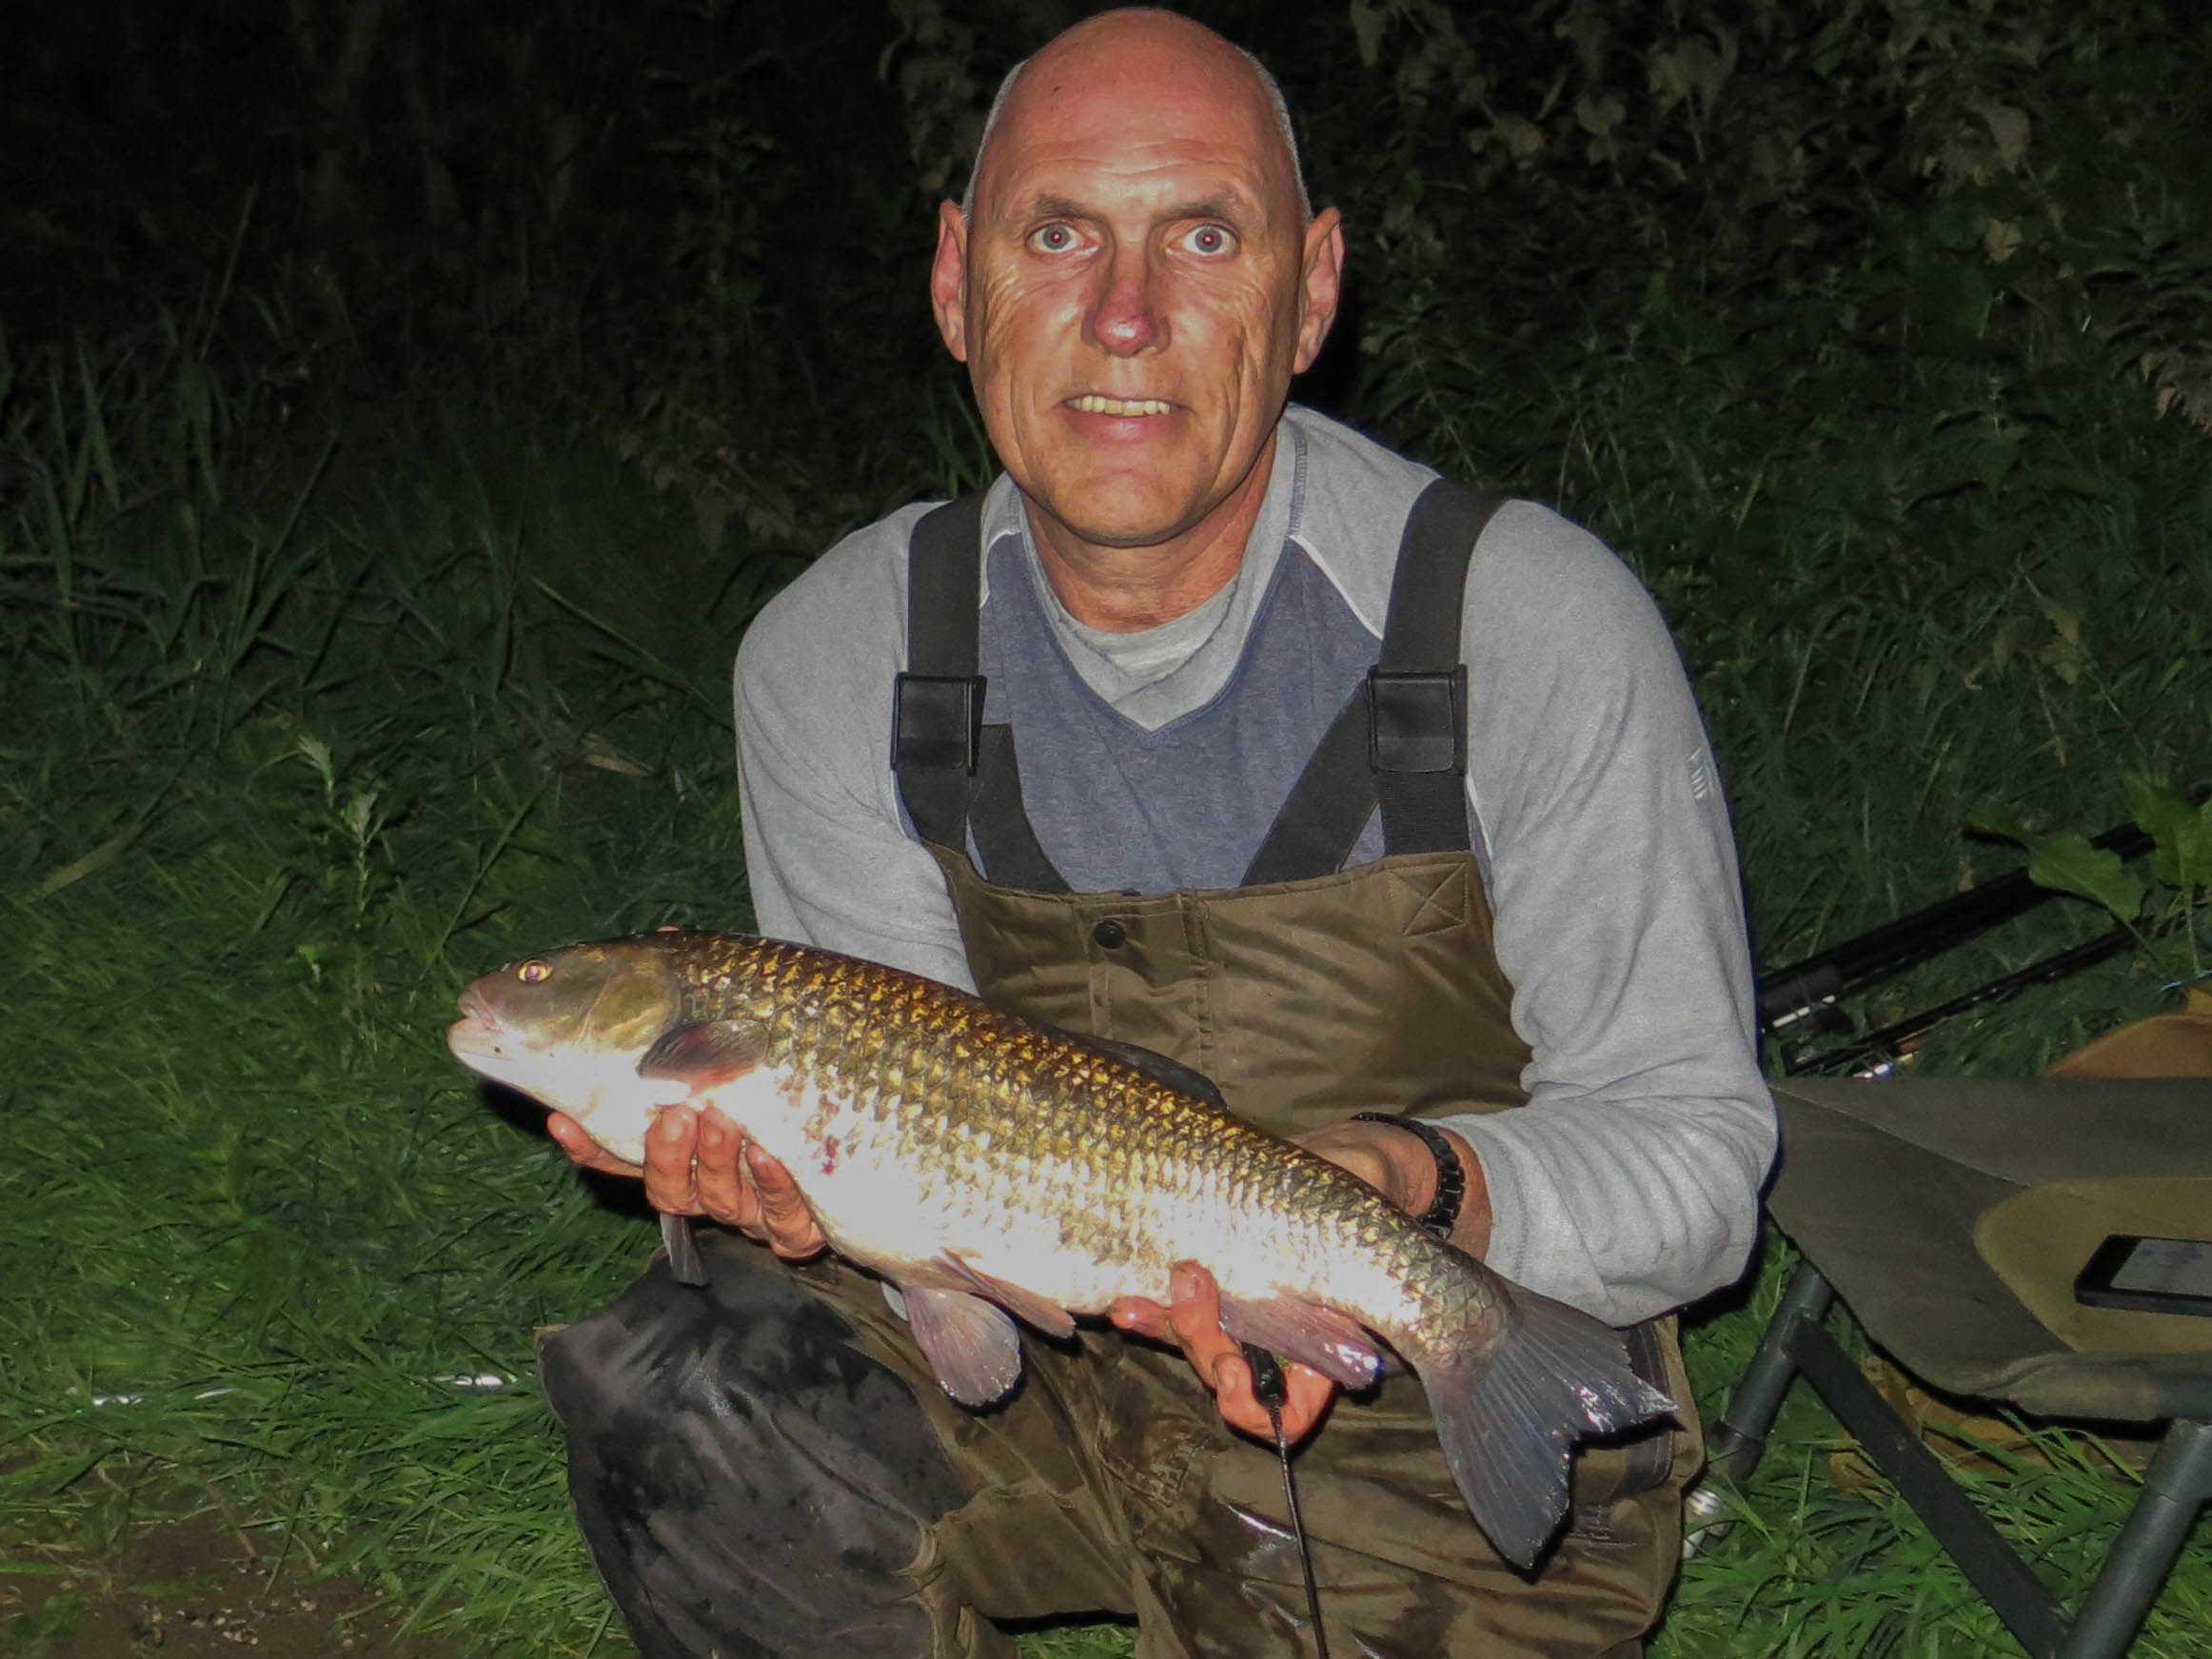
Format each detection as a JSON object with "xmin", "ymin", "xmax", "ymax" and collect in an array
[{"xmin": 1351, "ymin": 1112, "xmax": 1465, "ymax": 1240}]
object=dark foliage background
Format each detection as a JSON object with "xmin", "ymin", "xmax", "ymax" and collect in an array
[{"xmin": 3, "ymin": 1, "xmax": 2210, "ymax": 1653}]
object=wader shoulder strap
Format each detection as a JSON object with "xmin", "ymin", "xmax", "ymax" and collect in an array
[
  {"xmin": 1241, "ymin": 479, "xmax": 1504, "ymax": 883},
  {"xmin": 893, "ymin": 495, "xmax": 1074, "ymax": 892},
  {"xmin": 971, "ymin": 725, "xmax": 1070, "ymax": 893},
  {"xmin": 893, "ymin": 494, "xmax": 987, "ymax": 850},
  {"xmin": 1373, "ymin": 479, "xmax": 1500, "ymax": 855}
]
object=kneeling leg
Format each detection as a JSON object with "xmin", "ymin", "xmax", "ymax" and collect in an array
[{"xmin": 540, "ymin": 1234, "xmax": 970, "ymax": 1659}]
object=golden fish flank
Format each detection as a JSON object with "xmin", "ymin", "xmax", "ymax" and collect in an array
[{"xmin": 446, "ymin": 930, "xmax": 1671, "ymax": 1570}]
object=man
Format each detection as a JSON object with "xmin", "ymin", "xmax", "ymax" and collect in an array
[{"xmin": 540, "ymin": 10, "xmax": 1774, "ymax": 1657}]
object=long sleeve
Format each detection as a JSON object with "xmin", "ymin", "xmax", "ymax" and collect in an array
[
  {"xmin": 1432, "ymin": 502, "xmax": 1774, "ymax": 1325},
  {"xmin": 734, "ymin": 504, "xmax": 979, "ymax": 993}
]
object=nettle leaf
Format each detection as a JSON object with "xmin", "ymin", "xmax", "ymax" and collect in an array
[
  {"xmin": 1969, "ymin": 810, "xmax": 2147, "ymax": 921},
  {"xmin": 2129, "ymin": 777, "xmax": 2212, "ymax": 891},
  {"xmin": 1966, "ymin": 807, "xmax": 2031, "ymax": 843},
  {"xmin": 2026, "ymin": 833, "xmax": 2145, "ymax": 921}
]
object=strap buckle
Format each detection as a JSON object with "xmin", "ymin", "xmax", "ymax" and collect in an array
[
  {"xmin": 892, "ymin": 673, "xmax": 987, "ymax": 775},
  {"xmin": 1366, "ymin": 665, "xmax": 1467, "ymax": 775}
]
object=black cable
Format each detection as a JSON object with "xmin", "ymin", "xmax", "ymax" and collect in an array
[{"xmin": 1244, "ymin": 1342, "xmax": 1331, "ymax": 1659}]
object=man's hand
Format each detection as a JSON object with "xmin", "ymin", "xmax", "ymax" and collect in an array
[
  {"xmin": 1108, "ymin": 1116, "xmax": 1491, "ymax": 1445},
  {"xmin": 546, "ymin": 1106, "xmax": 829, "ymax": 1259},
  {"xmin": 1110, "ymin": 1261, "xmax": 1338, "ymax": 1442},
  {"xmin": 1297, "ymin": 1116, "xmax": 1491, "ymax": 1258}
]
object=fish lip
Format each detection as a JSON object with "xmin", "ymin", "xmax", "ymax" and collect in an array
[{"xmin": 444, "ymin": 1010, "xmax": 504, "ymax": 1059}]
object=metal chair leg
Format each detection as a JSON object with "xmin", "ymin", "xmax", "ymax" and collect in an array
[
  {"xmin": 1704, "ymin": 1259, "xmax": 2212, "ymax": 1653},
  {"xmin": 1708, "ymin": 1259, "xmax": 1836, "ymax": 1486},
  {"xmin": 2057, "ymin": 1418, "xmax": 2212, "ymax": 1659}
]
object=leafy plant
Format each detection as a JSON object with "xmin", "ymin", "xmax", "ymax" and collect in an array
[{"xmin": 1974, "ymin": 779, "xmax": 2212, "ymax": 985}]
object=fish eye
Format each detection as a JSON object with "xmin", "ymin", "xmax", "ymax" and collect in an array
[{"xmin": 517, "ymin": 959, "xmax": 551, "ymax": 984}]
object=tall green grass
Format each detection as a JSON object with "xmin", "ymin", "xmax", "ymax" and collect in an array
[{"xmin": 1, "ymin": 322, "xmax": 770, "ymax": 1649}]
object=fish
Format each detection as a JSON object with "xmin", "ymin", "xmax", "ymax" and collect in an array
[{"xmin": 445, "ymin": 929, "xmax": 1672, "ymax": 1568}]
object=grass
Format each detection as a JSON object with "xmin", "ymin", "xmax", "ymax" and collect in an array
[
  {"xmin": 2, "ymin": 273, "xmax": 2209, "ymax": 1659},
  {"xmin": 1, "ymin": 331, "xmax": 766, "ymax": 1649}
]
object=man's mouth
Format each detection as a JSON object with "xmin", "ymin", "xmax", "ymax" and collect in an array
[{"xmin": 1068, "ymin": 395, "xmax": 1173, "ymax": 417}]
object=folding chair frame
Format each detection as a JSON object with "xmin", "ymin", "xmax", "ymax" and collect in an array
[{"xmin": 1708, "ymin": 1259, "xmax": 2212, "ymax": 1658}]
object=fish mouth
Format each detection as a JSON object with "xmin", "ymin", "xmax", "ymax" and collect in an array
[
  {"xmin": 446, "ymin": 986, "xmax": 508, "ymax": 1060},
  {"xmin": 445, "ymin": 1012, "xmax": 505, "ymax": 1060}
]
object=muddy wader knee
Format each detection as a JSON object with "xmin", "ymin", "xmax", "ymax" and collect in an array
[{"xmin": 539, "ymin": 1232, "xmax": 970, "ymax": 1659}]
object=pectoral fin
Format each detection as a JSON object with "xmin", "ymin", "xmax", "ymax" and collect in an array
[
  {"xmin": 661, "ymin": 1212, "xmax": 707, "ymax": 1288},
  {"xmin": 637, "ymin": 1019, "xmax": 767, "ymax": 1090},
  {"xmin": 902, "ymin": 1286, "xmax": 1024, "ymax": 1407}
]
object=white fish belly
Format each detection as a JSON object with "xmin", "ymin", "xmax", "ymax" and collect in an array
[{"xmin": 695, "ymin": 1066, "xmax": 1424, "ymax": 1339}]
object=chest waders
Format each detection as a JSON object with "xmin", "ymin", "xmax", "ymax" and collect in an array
[
  {"xmin": 868, "ymin": 482, "xmax": 1699, "ymax": 1657},
  {"xmin": 535, "ymin": 483, "xmax": 1700, "ymax": 1659}
]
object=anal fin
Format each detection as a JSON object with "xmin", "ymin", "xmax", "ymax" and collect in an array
[
  {"xmin": 1217, "ymin": 1292, "xmax": 1384, "ymax": 1390},
  {"xmin": 902, "ymin": 1286, "xmax": 1025, "ymax": 1408}
]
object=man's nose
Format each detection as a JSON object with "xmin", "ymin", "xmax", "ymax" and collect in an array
[{"xmin": 1083, "ymin": 245, "xmax": 1166, "ymax": 357}]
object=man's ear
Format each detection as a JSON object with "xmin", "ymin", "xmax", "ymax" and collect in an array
[
  {"xmin": 1293, "ymin": 206, "xmax": 1346, "ymax": 376},
  {"xmin": 931, "ymin": 200, "xmax": 971, "ymax": 363}
]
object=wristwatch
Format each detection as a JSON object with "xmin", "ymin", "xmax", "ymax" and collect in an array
[{"xmin": 1349, "ymin": 1112, "xmax": 1465, "ymax": 1240}]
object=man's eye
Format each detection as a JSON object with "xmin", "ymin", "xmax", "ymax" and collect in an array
[
  {"xmin": 1028, "ymin": 223, "xmax": 1080, "ymax": 253},
  {"xmin": 1180, "ymin": 224, "xmax": 1236, "ymax": 256}
]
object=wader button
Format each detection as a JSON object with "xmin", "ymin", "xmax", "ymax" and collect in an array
[{"xmin": 1092, "ymin": 918, "xmax": 1127, "ymax": 950}]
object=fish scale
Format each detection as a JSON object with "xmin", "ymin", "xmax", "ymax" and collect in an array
[
  {"xmin": 445, "ymin": 928, "xmax": 1674, "ymax": 1570},
  {"xmin": 662, "ymin": 931, "xmax": 1503, "ymax": 1356}
]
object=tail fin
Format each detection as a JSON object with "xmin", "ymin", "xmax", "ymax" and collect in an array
[{"xmin": 1413, "ymin": 1290, "xmax": 1675, "ymax": 1571}]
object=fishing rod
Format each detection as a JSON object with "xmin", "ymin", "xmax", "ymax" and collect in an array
[
  {"xmin": 1750, "ymin": 796, "xmax": 2212, "ymax": 1074},
  {"xmin": 1756, "ymin": 815, "xmax": 2155, "ymax": 1046},
  {"xmin": 1778, "ymin": 925, "xmax": 2137, "ymax": 1077}
]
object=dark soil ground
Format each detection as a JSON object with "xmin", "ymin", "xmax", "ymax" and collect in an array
[{"xmin": 1, "ymin": 1511, "xmax": 470, "ymax": 1659}]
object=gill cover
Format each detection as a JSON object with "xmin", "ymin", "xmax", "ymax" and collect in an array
[{"xmin": 484, "ymin": 940, "xmax": 686, "ymax": 1055}]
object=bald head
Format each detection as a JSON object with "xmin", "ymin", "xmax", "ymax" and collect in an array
[
  {"xmin": 925, "ymin": 6, "xmax": 1345, "ymax": 614},
  {"xmin": 962, "ymin": 10, "xmax": 1310, "ymax": 226}
]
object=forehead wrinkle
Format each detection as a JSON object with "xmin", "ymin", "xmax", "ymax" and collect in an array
[
  {"xmin": 985, "ymin": 137, "xmax": 1284, "ymax": 236},
  {"xmin": 1007, "ymin": 188, "xmax": 1261, "ymax": 230}
]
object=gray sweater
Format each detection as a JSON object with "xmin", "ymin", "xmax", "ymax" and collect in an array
[{"xmin": 734, "ymin": 405, "xmax": 1775, "ymax": 1326}]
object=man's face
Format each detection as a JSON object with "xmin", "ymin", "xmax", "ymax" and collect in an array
[{"xmin": 932, "ymin": 30, "xmax": 1342, "ymax": 553}]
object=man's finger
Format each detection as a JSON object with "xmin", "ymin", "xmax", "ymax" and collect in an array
[
  {"xmin": 1167, "ymin": 1261, "xmax": 1232, "ymax": 1355},
  {"xmin": 1161, "ymin": 1263, "xmax": 1339, "ymax": 1442},
  {"xmin": 1165, "ymin": 1263, "xmax": 1255, "ymax": 1411},
  {"xmin": 1276, "ymin": 1361, "xmax": 1336, "ymax": 1442},
  {"xmin": 745, "ymin": 1142, "xmax": 826, "ymax": 1256},
  {"xmin": 546, "ymin": 1113, "xmax": 642, "ymax": 1178},
  {"xmin": 690, "ymin": 1108, "xmax": 750, "ymax": 1221},
  {"xmin": 640, "ymin": 1105, "xmax": 701, "ymax": 1215},
  {"xmin": 1109, "ymin": 1295, "xmax": 1175, "ymax": 1343}
]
